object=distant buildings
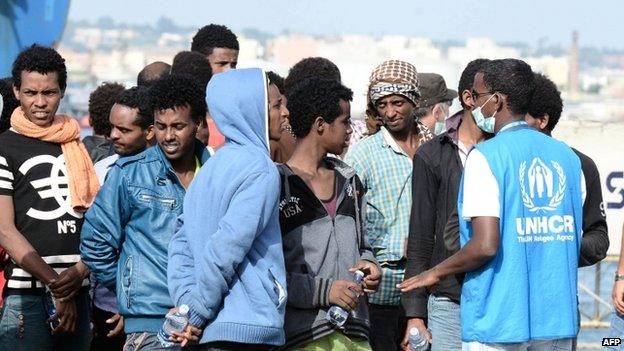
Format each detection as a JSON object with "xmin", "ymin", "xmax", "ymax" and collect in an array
[{"xmin": 57, "ymin": 21, "xmax": 624, "ymax": 121}]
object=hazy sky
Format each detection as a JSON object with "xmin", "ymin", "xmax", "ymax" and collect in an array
[{"xmin": 69, "ymin": 0, "xmax": 624, "ymax": 49}]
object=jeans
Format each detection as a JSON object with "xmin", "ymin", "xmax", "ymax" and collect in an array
[
  {"xmin": 369, "ymin": 304, "xmax": 406, "ymax": 351},
  {"xmin": 462, "ymin": 338, "xmax": 574, "ymax": 351},
  {"xmin": 123, "ymin": 332, "xmax": 182, "ymax": 351},
  {"xmin": 428, "ymin": 295, "xmax": 461, "ymax": 351},
  {"xmin": 0, "ymin": 291, "xmax": 91, "ymax": 351},
  {"xmin": 606, "ymin": 312, "xmax": 624, "ymax": 350}
]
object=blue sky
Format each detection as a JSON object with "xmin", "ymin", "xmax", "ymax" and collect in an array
[{"xmin": 69, "ymin": 0, "xmax": 624, "ymax": 49}]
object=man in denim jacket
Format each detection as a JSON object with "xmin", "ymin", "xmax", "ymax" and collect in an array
[{"xmin": 81, "ymin": 75, "xmax": 210, "ymax": 350}]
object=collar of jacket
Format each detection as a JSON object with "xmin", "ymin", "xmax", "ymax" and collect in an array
[
  {"xmin": 280, "ymin": 156, "xmax": 357, "ymax": 182},
  {"xmin": 324, "ymin": 156, "xmax": 356, "ymax": 179},
  {"xmin": 445, "ymin": 110, "xmax": 463, "ymax": 142},
  {"xmin": 153, "ymin": 139, "xmax": 211, "ymax": 183}
]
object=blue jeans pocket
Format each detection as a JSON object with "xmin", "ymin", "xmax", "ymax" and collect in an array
[{"xmin": 0, "ymin": 294, "xmax": 53, "ymax": 350}]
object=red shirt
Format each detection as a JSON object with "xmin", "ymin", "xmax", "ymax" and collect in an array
[{"xmin": 207, "ymin": 118, "xmax": 225, "ymax": 148}]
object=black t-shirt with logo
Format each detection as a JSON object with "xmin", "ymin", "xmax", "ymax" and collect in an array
[{"xmin": 0, "ymin": 130, "xmax": 84, "ymax": 292}]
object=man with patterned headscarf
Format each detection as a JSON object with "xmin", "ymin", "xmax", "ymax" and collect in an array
[{"xmin": 345, "ymin": 60, "xmax": 433, "ymax": 351}]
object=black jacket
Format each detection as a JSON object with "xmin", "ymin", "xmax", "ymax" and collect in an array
[
  {"xmin": 402, "ymin": 129, "xmax": 463, "ymax": 319},
  {"xmin": 573, "ymin": 148, "xmax": 609, "ymax": 267},
  {"xmin": 82, "ymin": 135, "xmax": 114, "ymax": 163}
]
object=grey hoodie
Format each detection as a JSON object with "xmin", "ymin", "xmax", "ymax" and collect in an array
[{"xmin": 277, "ymin": 157, "xmax": 379, "ymax": 350}]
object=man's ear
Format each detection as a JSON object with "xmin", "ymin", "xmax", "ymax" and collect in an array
[
  {"xmin": 461, "ymin": 89, "xmax": 473, "ymax": 109},
  {"xmin": 540, "ymin": 114, "xmax": 550, "ymax": 130},
  {"xmin": 493, "ymin": 93, "xmax": 505, "ymax": 113},
  {"xmin": 434, "ymin": 103, "xmax": 448, "ymax": 120},
  {"xmin": 314, "ymin": 116, "xmax": 325, "ymax": 133},
  {"xmin": 145, "ymin": 125, "xmax": 155, "ymax": 144}
]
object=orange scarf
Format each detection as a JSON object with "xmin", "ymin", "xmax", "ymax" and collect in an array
[{"xmin": 11, "ymin": 107, "xmax": 100, "ymax": 212}]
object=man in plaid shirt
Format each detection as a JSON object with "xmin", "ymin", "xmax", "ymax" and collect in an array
[{"xmin": 345, "ymin": 60, "xmax": 433, "ymax": 351}]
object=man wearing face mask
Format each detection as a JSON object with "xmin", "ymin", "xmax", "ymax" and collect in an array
[
  {"xmin": 399, "ymin": 59, "xmax": 585, "ymax": 350},
  {"xmin": 401, "ymin": 59, "xmax": 490, "ymax": 351},
  {"xmin": 413, "ymin": 73, "xmax": 457, "ymax": 136},
  {"xmin": 345, "ymin": 60, "xmax": 433, "ymax": 351}
]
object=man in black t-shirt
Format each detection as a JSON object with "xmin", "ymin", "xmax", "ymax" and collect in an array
[
  {"xmin": 525, "ymin": 72, "xmax": 609, "ymax": 267},
  {"xmin": 0, "ymin": 45, "xmax": 95, "ymax": 351}
]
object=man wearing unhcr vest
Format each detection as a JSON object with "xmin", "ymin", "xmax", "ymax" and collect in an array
[{"xmin": 398, "ymin": 59, "xmax": 584, "ymax": 351}]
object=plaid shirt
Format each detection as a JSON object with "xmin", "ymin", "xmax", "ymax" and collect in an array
[{"xmin": 345, "ymin": 125, "xmax": 431, "ymax": 305}]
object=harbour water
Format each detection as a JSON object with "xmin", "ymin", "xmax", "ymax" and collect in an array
[{"xmin": 578, "ymin": 259, "xmax": 619, "ymax": 350}]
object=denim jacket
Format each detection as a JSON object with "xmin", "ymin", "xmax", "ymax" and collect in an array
[{"xmin": 81, "ymin": 142, "xmax": 210, "ymax": 333}]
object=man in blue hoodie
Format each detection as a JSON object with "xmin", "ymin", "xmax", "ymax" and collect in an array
[
  {"xmin": 81, "ymin": 74, "xmax": 210, "ymax": 350},
  {"xmin": 167, "ymin": 68, "xmax": 289, "ymax": 350}
]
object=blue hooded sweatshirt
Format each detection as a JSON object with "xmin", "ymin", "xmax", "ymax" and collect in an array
[{"xmin": 167, "ymin": 68, "xmax": 287, "ymax": 346}]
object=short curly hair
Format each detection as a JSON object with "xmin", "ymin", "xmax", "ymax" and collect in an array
[
  {"xmin": 458, "ymin": 58, "xmax": 490, "ymax": 109},
  {"xmin": 12, "ymin": 44, "xmax": 67, "ymax": 92},
  {"xmin": 267, "ymin": 71, "xmax": 285, "ymax": 94},
  {"xmin": 482, "ymin": 59, "xmax": 535, "ymax": 115},
  {"xmin": 171, "ymin": 51, "xmax": 213, "ymax": 89},
  {"xmin": 149, "ymin": 74, "xmax": 206, "ymax": 123},
  {"xmin": 191, "ymin": 24, "xmax": 239, "ymax": 56},
  {"xmin": 0, "ymin": 78, "xmax": 20, "ymax": 133},
  {"xmin": 116, "ymin": 86, "xmax": 153, "ymax": 130},
  {"xmin": 284, "ymin": 57, "xmax": 341, "ymax": 94},
  {"xmin": 88, "ymin": 82, "xmax": 125, "ymax": 136},
  {"xmin": 286, "ymin": 78, "xmax": 353, "ymax": 139},
  {"xmin": 528, "ymin": 73, "xmax": 563, "ymax": 132}
]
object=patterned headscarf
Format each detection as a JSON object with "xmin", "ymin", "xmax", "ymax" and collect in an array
[
  {"xmin": 366, "ymin": 60, "xmax": 434, "ymax": 143},
  {"xmin": 368, "ymin": 60, "xmax": 420, "ymax": 106}
]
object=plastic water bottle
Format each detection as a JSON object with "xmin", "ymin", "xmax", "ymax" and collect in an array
[
  {"xmin": 157, "ymin": 304, "xmax": 190, "ymax": 346},
  {"xmin": 326, "ymin": 270, "xmax": 365, "ymax": 328},
  {"xmin": 43, "ymin": 287, "xmax": 60, "ymax": 330},
  {"xmin": 409, "ymin": 327, "xmax": 430, "ymax": 351}
]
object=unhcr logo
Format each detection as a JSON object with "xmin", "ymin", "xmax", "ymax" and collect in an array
[
  {"xmin": 519, "ymin": 157, "xmax": 566, "ymax": 213},
  {"xmin": 516, "ymin": 157, "xmax": 575, "ymax": 242}
]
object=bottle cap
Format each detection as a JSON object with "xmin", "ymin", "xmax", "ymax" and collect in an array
[
  {"xmin": 410, "ymin": 327, "xmax": 420, "ymax": 336},
  {"xmin": 178, "ymin": 304, "xmax": 190, "ymax": 315},
  {"xmin": 354, "ymin": 270, "xmax": 365, "ymax": 279}
]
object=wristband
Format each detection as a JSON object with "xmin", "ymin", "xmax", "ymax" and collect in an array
[{"xmin": 615, "ymin": 273, "xmax": 624, "ymax": 282}]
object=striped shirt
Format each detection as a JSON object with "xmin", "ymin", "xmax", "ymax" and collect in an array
[
  {"xmin": 0, "ymin": 130, "xmax": 87, "ymax": 293},
  {"xmin": 345, "ymin": 124, "xmax": 431, "ymax": 305}
]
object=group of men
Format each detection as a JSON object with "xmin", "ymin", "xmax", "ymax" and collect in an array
[{"xmin": 0, "ymin": 21, "xmax": 615, "ymax": 351}]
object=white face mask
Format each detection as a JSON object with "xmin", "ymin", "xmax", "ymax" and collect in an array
[
  {"xmin": 432, "ymin": 103, "xmax": 449, "ymax": 135},
  {"xmin": 472, "ymin": 93, "xmax": 497, "ymax": 133},
  {"xmin": 434, "ymin": 121, "xmax": 446, "ymax": 135}
]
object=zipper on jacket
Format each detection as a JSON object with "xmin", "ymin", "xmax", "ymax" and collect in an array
[{"xmin": 139, "ymin": 194, "xmax": 176, "ymax": 209}]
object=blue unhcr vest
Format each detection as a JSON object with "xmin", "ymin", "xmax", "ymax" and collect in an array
[{"xmin": 458, "ymin": 123, "xmax": 583, "ymax": 343}]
